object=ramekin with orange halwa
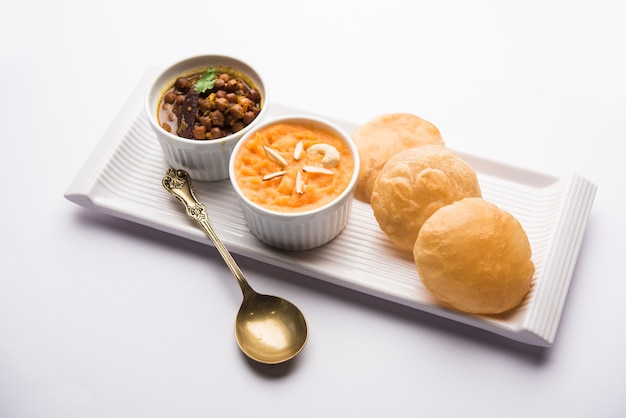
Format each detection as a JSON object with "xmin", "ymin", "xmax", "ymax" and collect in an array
[{"xmin": 229, "ymin": 115, "xmax": 360, "ymax": 250}]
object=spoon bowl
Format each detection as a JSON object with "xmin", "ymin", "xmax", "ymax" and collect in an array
[
  {"xmin": 236, "ymin": 294, "xmax": 307, "ymax": 364},
  {"xmin": 162, "ymin": 168, "xmax": 308, "ymax": 364}
]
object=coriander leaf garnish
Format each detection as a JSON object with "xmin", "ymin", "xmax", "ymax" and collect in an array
[{"xmin": 194, "ymin": 67, "xmax": 217, "ymax": 93}]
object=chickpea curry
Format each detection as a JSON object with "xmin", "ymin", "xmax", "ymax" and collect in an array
[{"xmin": 158, "ymin": 66, "xmax": 262, "ymax": 140}]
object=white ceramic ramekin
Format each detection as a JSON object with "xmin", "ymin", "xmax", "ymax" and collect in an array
[
  {"xmin": 145, "ymin": 54, "xmax": 268, "ymax": 181},
  {"xmin": 229, "ymin": 115, "xmax": 360, "ymax": 251}
]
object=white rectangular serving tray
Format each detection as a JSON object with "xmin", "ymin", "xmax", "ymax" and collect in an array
[{"xmin": 65, "ymin": 70, "xmax": 597, "ymax": 347}]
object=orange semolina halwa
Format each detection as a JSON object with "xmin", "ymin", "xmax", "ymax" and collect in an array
[{"xmin": 233, "ymin": 122, "xmax": 355, "ymax": 213}]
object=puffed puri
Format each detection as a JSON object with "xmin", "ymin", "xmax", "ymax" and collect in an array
[
  {"xmin": 414, "ymin": 197, "xmax": 535, "ymax": 315},
  {"xmin": 370, "ymin": 145, "xmax": 482, "ymax": 253},
  {"xmin": 351, "ymin": 113, "xmax": 444, "ymax": 203}
]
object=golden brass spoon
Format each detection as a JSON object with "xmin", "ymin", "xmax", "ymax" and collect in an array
[{"xmin": 162, "ymin": 168, "xmax": 308, "ymax": 364}]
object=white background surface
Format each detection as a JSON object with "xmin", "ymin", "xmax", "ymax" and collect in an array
[{"xmin": 2, "ymin": 1, "xmax": 624, "ymax": 417}]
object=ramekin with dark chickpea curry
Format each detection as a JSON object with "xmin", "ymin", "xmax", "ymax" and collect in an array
[{"xmin": 158, "ymin": 66, "xmax": 263, "ymax": 140}]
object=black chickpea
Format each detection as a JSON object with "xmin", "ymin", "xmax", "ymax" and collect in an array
[
  {"xmin": 174, "ymin": 77, "xmax": 192, "ymax": 92},
  {"xmin": 163, "ymin": 91, "xmax": 177, "ymax": 104},
  {"xmin": 228, "ymin": 104, "xmax": 244, "ymax": 119},
  {"xmin": 210, "ymin": 127, "xmax": 223, "ymax": 138},
  {"xmin": 248, "ymin": 89, "xmax": 261, "ymax": 103},
  {"xmin": 214, "ymin": 78, "xmax": 226, "ymax": 90},
  {"xmin": 243, "ymin": 111, "xmax": 256, "ymax": 125},
  {"xmin": 215, "ymin": 97, "xmax": 229, "ymax": 112}
]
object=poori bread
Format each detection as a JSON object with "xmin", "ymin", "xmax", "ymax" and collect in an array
[
  {"xmin": 351, "ymin": 113, "xmax": 444, "ymax": 202},
  {"xmin": 370, "ymin": 145, "xmax": 481, "ymax": 252},
  {"xmin": 414, "ymin": 198, "xmax": 535, "ymax": 314}
]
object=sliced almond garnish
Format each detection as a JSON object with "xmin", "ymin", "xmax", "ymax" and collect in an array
[
  {"xmin": 293, "ymin": 140, "xmax": 304, "ymax": 160},
  {"xmin": 295, "ymin": 170, "xmax": 306, "ymax": 194},
  {"xmin": 263, "ymin": 145, "xmax": 288, "ymax": 168},
  {"xmin": 302, "ymin": 165, "xmax": 335, "ymax": 175},
  {"xmin": 263, "ymin": 170, "xmax": 288, "ymax": 181}
]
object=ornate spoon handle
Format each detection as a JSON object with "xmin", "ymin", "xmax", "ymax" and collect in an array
[{"xmin": 162, "ymin": 168, "xmax": 254, "ymax": 296}]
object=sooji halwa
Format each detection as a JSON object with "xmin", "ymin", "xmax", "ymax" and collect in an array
[
  {"xmin": 158, "ymin": 66, "xmax": 262, "ymax": 140},
  {"xmin": 232, "ymin": 122, "xmax": 355, "ymax": 213}
]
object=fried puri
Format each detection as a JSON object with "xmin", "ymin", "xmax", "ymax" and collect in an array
[
  {"xmin": 351, "ymin": 113, "xmax": 444, "ymax": 203},
  {"xmin": 370, "ymin": 145, "xmax": 481, "ymax": 252},
  {"xmin": 414, "ymin": 198, "xmax": 535, "ymax": 314}
]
